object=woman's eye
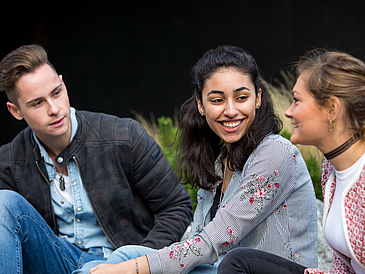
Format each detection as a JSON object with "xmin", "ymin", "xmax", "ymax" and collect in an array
[
  {"xmin": 211, "ymin": 98, "xmax": 223, "ymax": 103},
  {"xmin": 237, "ymin": 96, "xmax": 248, "ymax": 101}
]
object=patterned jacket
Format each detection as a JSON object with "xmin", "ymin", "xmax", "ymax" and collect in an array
[
  {"xmin": 305, "ymin": 157, "xmax": 365, "ymax": 274},
  {"xmin": 147, "ymin": 134, "xmax": 318, "ymax": 274},
  {"xmin": 0, "ymin": 110, "xmax": 193, "ymax": 249}
]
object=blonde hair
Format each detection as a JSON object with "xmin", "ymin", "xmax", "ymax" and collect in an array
[{"xmin": 296, "ymin": 49, "xmax": 365, "ymax": 139}]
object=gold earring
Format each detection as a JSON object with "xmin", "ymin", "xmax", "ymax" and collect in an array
[{"xmin": 329, "ymin": 119, "xmax": 335, "ymax": 131}]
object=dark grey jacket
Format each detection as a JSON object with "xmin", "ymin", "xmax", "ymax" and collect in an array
[{"xmin": 0, "ymin": 110, "xmax": 193, "ymax": 249}]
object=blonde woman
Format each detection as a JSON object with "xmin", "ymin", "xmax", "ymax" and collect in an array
[{"xmin": 218, "ymin": 49, "xmax": 365, "ymax": 274}]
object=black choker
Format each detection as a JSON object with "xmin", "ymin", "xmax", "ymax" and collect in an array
[{"xmin": 324, "ymin": 133, "xmax": 360, "ymax": 160}]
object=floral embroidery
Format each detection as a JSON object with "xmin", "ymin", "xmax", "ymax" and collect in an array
[
  {"xmin": 284, "ymin": 242, "xmax": 301, "ymax": 263},
  {"xmin": 292, "ymin": 150, "xmax": 298, "ymax": 164},
  {"xmin": 294, "ymin": 252, "xmax": 301, "ymax": 260},
  {"xmin": 219, "ymin": 227, "xmax": 238, "ymax": 253},
  {"xmin": 195, "ymin": 224, "xmax": 203, "ymax": 234},
  {"xmin": 240, "ymin": 170, "xmax": 280, "ymax": 215},
  {"xmin": 168, "ymin": 237, "xmax": 203, "ymax": 268},
  {"xmin": 283, "ymin": 202, "xmax": 287, "ymax": 210}
]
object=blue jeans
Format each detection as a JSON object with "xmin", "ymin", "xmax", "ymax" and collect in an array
[
  {"xmin": 75, "ymin": 245, "xmax": 217, "ymax": 274},
  {"xmin": 0, "ymin": 190, "xmax": 216, "ymax": 274},
  {"xmin": 0, "ymin": 190, "xmax": 108, "ymax": 274}
]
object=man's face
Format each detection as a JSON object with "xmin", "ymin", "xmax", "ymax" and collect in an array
[{"xmin": 7, "ymin": 63, "xmax": 71, "ymax": 145}]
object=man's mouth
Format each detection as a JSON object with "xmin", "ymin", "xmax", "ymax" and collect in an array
[{"xmin": 50, "ymin": 117, "xmax": 64, "ymax": 126}]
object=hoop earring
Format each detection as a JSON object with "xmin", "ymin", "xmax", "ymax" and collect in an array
[{"xmin": 329, "ymin": 119, "xmax": 335, "ymax": 131}]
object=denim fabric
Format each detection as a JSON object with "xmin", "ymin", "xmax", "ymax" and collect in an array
[
  {"xmin": 33, "ymin": 108, "xmax": 114, "ymax": 251},
  {"xmin": 75, "ymin": 245, "xmax": 217, "ymax": 274},
  {"xmin": 0, "ymin": 190, "xmax": 107, "ymax": 274}
]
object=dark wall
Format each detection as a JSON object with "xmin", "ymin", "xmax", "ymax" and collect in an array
[{"xmin": 2, "ymin": 0, "xmax": 365, "ymax": 145}]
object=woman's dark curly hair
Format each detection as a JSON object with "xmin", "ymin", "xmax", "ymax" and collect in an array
[{"xmin": 177, "ymin": 45, "xmax": 282, "ymax": 190}]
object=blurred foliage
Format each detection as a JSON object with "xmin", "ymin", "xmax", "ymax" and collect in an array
[
  {"xmin": 281, "ymin": 130, "xmax": 323, "ymax": 200},
  {"xmin": 305, "ymin": 155, "xmax": 323, "ymax": 200}
]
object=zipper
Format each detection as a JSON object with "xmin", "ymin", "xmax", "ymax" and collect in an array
[
  {"xmin": 35, "ymin": 160, "xmax": 57, "ymax": 232},
  {"xmin": 72, "ymin": 156, "xmax": 117, "ymax": 248}
]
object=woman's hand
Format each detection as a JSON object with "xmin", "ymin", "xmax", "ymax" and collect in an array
[
  {"xmin": 90, "ymin": 263, "xmax": 125, "ymax": 274},
  {"xmin": 89, "ymin": 256, "xmax": 150, "ymax": 274}
]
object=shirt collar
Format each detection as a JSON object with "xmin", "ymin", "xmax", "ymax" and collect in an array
[{"xmin": 33, "ymin": 107, "xmax": 78, "ymax": 163}]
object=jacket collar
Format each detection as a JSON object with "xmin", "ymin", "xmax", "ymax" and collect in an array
[{"xmin": 30, "ymin": 109, "xmax": 87, "ymax": 168}]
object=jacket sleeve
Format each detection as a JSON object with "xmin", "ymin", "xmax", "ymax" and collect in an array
[
  {"xmin": 128, "ymin": 119, "xmax": 193, "ymax": 249},
  {"xmin": 146, "ymin": 137, "xmax": 311, "ymax": 273}
]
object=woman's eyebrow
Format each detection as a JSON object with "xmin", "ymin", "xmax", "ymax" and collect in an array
[{"xmin": 207, "ymin": 86, "xmax": 250, "ymax": 96}]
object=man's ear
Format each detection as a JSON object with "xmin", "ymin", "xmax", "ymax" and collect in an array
[{"xmin": 7, "ymin": 102, "xmax": 24, "ymax": 121}]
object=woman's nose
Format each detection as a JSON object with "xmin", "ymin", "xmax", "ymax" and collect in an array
[
  {"xmin": 284, "ymin": 103, "xmax": 294, "ymax": 119},
  {"xmin": 224, "ymin": 100, "xmax": 238, "ymax": 117}
]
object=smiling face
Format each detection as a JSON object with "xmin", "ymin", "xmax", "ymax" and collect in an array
[
  {"xmin": 197, "ymin": 68, "xmax": 261, "ymax": 150},
  {"xmin": 7, "ymin": 63, "xmax": 71, "ymax": 147},
  {"xmin": 284, "ymin": 74, "xmax": 329, "ymax": 147}
]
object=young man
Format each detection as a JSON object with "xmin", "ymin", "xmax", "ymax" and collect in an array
[{"xmin": 0, "ymin": 45, "xmax": 193, "ymax": 273}]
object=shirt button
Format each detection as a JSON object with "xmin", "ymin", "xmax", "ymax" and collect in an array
[
  {"xmin": 61, "ymin": 201, "xmax": 64, "ymax": 204},
  {"xmin": 77, "ymin": 240, "xmax": 82, "ymax": 245},
  {"xmin": 57, "ymin": 157, "xmax": 64, "ymax": 164},
  {"xmin": 77, "ymin": 207, "xmax": 82, "ymax": 212},
  {"xmin": 73, "ymin": 181, "xmax": 77, "ymax": 186},
  {"xmin": 76, "ymin": 218, "xmax": 81, "ymax": 222}
]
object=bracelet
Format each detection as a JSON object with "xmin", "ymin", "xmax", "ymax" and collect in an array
[{"xmin": 135, "ymin": 258, "xmax": 139, "ymax": 274}]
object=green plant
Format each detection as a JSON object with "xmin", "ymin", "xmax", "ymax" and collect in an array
[
  {"xmin": 305, "ymin": 155, "xmax": 323, "ymax": 200},
  {"xmin": 156, "ymin": 116, "xmax": 199, "ymax": 209}
]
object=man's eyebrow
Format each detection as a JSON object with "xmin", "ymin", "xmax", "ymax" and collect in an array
[
  {"xmin": 25, "ymin": 83, "xmax": 63, "ymax": 106},
  {"xmin": 206, "ymin": 86, "xmax": 250, "ymax": 96}
]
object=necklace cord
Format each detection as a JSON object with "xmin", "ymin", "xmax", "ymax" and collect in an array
[{"xmin": 324, "ymin": 133, "xmax": 360, "ymax": 160}]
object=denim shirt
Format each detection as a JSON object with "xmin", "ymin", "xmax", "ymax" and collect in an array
[{"xmin": 33, "ymin": 107, "xmax": 114, "ymax": 253}]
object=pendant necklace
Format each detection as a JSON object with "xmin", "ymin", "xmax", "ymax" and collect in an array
[{"xmin": 58, "ymin": 165, "xmax": 67, "ymax": 191}]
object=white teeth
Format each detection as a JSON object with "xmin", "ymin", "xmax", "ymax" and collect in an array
[
  {"xmin": 293, "ymin": 125, "xmax": 298, "ymax": 128},
  {"xmin": 222, "ymin": 121, "xmax": 241, "ymax": 128}
]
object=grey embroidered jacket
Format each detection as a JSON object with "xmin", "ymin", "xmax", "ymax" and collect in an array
[
  {"xmin": 147, "ymin": 134, "xmax": 318, "ymax": 273},
  {"xmin": 0, "ymin": 110, "xmax": 193, "ymax": 250}
]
